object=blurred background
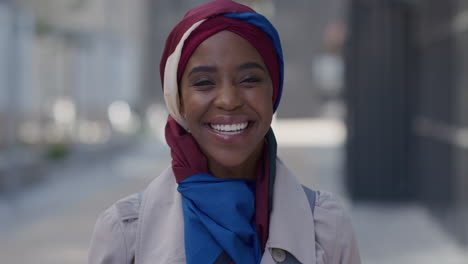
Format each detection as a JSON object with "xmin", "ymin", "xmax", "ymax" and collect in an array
[{"xmin": 0, "ymin": 0, "xmax": 467, "ymax": 263}]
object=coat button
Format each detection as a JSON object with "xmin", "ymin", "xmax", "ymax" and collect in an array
[{"xmin": 272, "ymin": 248, "xmax": 286, "ymax": 263}]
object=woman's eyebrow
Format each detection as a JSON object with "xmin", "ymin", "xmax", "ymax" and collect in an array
[
  {"xmin": 238, "ymin": 62, "xmax": 266, "ymax": 72},
  {"xmin": 188, "ymin": 65, "xmax": 217, "ymax": 77}
]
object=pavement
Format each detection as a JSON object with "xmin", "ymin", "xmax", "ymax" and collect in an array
[{"xmin": 0, "ymin": 119, "xmax": 467, "ymax": 264}]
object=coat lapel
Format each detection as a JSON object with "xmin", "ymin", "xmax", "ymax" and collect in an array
[
  {"xmin": 262, "ymin": 159, "xmax": 316, "ymax": 264},
  {"xmin": 135, "ymin": 166, "xmax": 186, "ymax": 264}
]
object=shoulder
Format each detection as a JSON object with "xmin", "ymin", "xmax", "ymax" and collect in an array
[
  {"xmin": 88, "ymin": 193, "xmax": 141, "ymax": 264},
  {"xmin": 88, "ymin": 166, "xmax": 175, "ymax": 264},
  {"xmin": 313, "ymin": 190, "xmax": 361, "ymax": 264}
]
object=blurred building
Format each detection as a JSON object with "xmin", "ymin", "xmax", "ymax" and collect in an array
[
  {"xmin": 346, "ymin": 0, "xmax": 468, "ymax": 245},
  {"xmin": 274, "ymin": 0, "xmax": 347, "ymax": 118},
  {"xmin": 0, "ymin": 0, "xmax": 151, "ymax": 148},
  {"xmin": 0, "ymin": 0, "xmax": 153, "ymax": 192},
  {"xmin": 0, "ymin": 0, "xmax": 32, "ymax": 146}
]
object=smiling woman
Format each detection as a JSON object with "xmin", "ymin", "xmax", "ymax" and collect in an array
[{"xmin": 88, "ymin": 1, "xmax": 361, "ymax": 264}]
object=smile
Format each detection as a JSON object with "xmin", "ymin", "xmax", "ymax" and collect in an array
[{"xmin": 209, "ymin": 122, "xmax": 249, "ymax": 135}]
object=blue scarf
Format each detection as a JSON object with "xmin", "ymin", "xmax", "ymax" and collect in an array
[{"xmin": 177, "ymin": 174, "xmax": 262, "ymax": 263}]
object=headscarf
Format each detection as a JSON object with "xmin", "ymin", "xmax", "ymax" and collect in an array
[{"xmin": 160, "ymin": 1, "xmax": 284, "ymax": 263}]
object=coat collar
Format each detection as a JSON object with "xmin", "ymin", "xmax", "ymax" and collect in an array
[
  {"xmin": 135, "ymin": 166, "xmax": 187, "ymax": 263},
  {"xmin": 264, "ymin": 159, "xmax": 316, "ymax": 263},
  {"xmin": 135, "ymin": 160, "xmax": 316, "ymax": 264}
]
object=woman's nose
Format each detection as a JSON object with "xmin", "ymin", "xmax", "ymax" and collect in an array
[{"xmin": 214, "ymin": 81, "xmax": 243, "ymax": 111}]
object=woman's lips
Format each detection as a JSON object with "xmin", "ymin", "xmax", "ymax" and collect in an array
[
  {"xmin": 209, "ymin": 122, "xmax": 249, "ymax": 134},
  {"xmin": 204, "ymin": 116, "xmax": 254, "ymax": 140}
]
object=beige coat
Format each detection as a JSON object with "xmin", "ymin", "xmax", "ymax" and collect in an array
[{"xmin": 88, "ymin": 159, "xmax": 361, "ymax": 264}]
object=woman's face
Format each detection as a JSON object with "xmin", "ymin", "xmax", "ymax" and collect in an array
[{"xmin": 180, "ymin": 30, "xmax": 273, "ymax": 174}]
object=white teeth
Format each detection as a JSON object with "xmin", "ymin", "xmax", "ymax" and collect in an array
[{"xmin": 210, "ymin": 122, "xmax": 248, "ymax": 134}]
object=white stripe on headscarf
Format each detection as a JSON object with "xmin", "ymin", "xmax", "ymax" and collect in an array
[{"xmin": 163, "ymin": 19, "xmax": 206, "ymax": 130}]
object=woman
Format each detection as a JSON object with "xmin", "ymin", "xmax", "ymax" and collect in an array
[{"xmin": 88, "ymin": 0, "xmax": 361, "ymax": 263}]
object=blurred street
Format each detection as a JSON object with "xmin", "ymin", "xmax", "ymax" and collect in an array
[
  {"xmin": 0, "ymin": 119, "xmax": 466, "ymax": 263},
  {"xmin": 1, "ymin": 0, "xmax": 468, "ymax": 263},
  {"xmin": 0, "ymin": 137, "xmax": 170, "ymax": 263}
]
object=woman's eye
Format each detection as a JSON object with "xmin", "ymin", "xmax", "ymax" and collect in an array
[
  {"xmin": 241, "ymin": 76, "xmax": 261, "ymax": 83},
  {"xmin": 193, "ymin": 80, "xmax": 214, "ymax": 87}
]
